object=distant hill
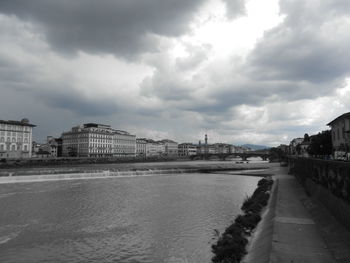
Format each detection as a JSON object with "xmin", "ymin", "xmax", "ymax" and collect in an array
[{"xmin": 241, "ymin": 144, "xmax": 270, "ymax": 151}]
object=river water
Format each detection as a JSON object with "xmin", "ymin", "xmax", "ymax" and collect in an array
[{"xmin": 0, "ymin": 171, "xmax": 261, "ymax": 263}]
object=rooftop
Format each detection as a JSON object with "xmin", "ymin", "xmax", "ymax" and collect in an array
[
  {"xmin": 0, "ymin": 119, "xmax": 36, "ymax": 127},
  {"xmin": 327, "ymin": 112, "xmax": 350, "ymax": 126}
]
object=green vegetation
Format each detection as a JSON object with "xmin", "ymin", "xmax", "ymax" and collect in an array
[
  {"xmin": 307, "ymin": 130, "xmax": 332, "ymax": 157},
  {"xmin": 212, "ymin": 178, "xmax": 273, "ymax": 263},
  {"xmin": 269, "ymin": 147, "xmax": 286, "ymax": 162}
]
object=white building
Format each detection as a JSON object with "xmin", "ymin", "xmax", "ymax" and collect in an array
[
  {"xmin": 197, "ymin": 144, "xmax": 216, "ymax": 154},
  {"xmin": 0, "ymin": 119, "xmax": 35, "ymax": 159},
  {"xmin": 327, "ymin": 112, "xmax": 350, "ymax": 159},
  {"xmin": 212, "ymin": 143, "xmax": 231, "ymax": 154},
  {"xmin": 289, "ymin": 138, "xmax": 304, "ymax": 155},
  {"xmin": 136, "ymin": 138, "xmax": 147, "ymax": 156},
  {"xmin": 178, "ymin": 143, "xmax": 197, "ymax": 156},
  {"xmin": 137, "ymin": 139, "xmax": 164, "ymax": 156},
  {"xmin": 160, "ymin": 139, "xmax": 178, "ymax": 156},
  {"xmin": 62, "ymin": 123, "xmax": 135, "ymax": 158},
  {"xmin": 38, "ymin": 136, "xmax": 58, "ymax": 157},
  {"xmin": 147, "ymin": 140, "xmax": 165, "ymax": 156}
]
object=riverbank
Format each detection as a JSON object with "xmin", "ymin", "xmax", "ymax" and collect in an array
[
  {"xmin": 243, "ymin": 166, "xmax": 350, "ymax": 263},
  {"xmin": 211, "ymin": 177, "xmax": 274, "ymax": 262},
  {"xmin": 0, "ymin": 161, "xmax": 272, "ymax": 183}
]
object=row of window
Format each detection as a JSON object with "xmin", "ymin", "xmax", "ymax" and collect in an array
[
  {"xmin": 0, "ymin": 131, "xmax": 29, "ymax": 137},
  {"xmin": 0, "ymin": 125, "xmax": 31, "ymax": 131},
  {"xmin": 0, "ymin": 144, "xmax": 29, "ymax": 151},
  {"xmin": 63, "ymin": 141, "xmax": 135, "ymax": 145},
  {"xmin": 63, "ymin": 133, "xmax": 134, "ymax": 140},
  {"xmin": 0, "ymin": 137, "xmax": 29, "ymax": 143}
]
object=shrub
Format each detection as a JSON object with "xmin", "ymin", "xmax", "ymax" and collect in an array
[{"xmin": 212, "ymin": 177, "xmax": 273, "ymax": 263}]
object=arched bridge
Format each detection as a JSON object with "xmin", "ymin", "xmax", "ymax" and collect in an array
[{"xmin": 190, "ymin": 151, "xmax": 270, "ymax": 161}]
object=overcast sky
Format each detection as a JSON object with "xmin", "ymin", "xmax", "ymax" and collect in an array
[{"xmin": 1, "ymin": 0, "xmax": 350, "ymax": 146}]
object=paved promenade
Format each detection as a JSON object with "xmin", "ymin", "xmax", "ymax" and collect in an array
[{"xmin": 270, "ymin": 167, "xmax": 350, "ymax": 263}]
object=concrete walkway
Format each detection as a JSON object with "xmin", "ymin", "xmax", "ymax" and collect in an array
[
  {"xmin": 270, "ymin": 167, "xmax": 337, "ymax": 263},
  {"xmin": 270, "ymin": 169, "xmax": 336, "ymax": 263},
  {"xmin": 245, "ymin": 165, "xmax": 350, "ymax": 263}
]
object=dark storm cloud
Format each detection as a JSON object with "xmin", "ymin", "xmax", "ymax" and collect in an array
[
  {"xmin": 0, "ymin": 52, "xmax": 120, "ymax": 116},
  {"xmin": 246, "ymin": 0, "xmax": 350, "ymax": 87},
  {"xmin": 0, "ymin": 0, "xmax": 207, "ymax": 58},
  {"xmin": 247, "ymin": 26, "xmax": 350, "ymax": 84},
  {"xmin": 44, "ymin": 92, "xmax": 120, "ymax": 116}
]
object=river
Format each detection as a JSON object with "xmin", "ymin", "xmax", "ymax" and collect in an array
[{"xmin": 0, "ymin": 168, "xmax": 263, "ymax": 263}]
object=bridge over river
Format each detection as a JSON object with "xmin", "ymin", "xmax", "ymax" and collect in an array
[{"xmin": 190, "ymin": 150, "xmax": 270, "ymax": 161}]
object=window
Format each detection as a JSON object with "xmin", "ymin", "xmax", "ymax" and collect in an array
[
  {"xmin": 0, "ymin": 145, "xmax": 4, "ymax": 151},
  {"xmin": 11, "ymin": 145, "xmax": 16, "ymax": 151},
  {"xmin": 24, "ymin": 145, "xmax": 28, "ymax": 151},
  {"xmin": 337, "ymin": 129, "xmax": 340, "ymax": 140}
]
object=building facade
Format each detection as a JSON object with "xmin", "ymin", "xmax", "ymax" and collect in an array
[
  {"xmin": 62, "ymin": 123, "xmax": 136, "ymax": 158},
  {"xmin": 38, "ymin": 136, "xmax": 59, "ymax": 157},
  {"xmin": 197, "ymin": 144, "xmax": 216, "ymax": 154},
  {"xmin": 160, "ymin": 139, "xmax": 178, "ymax": 156},
  {"xmin": 212, "ymin": 143, "xmax": 231, "ymax": 154},
  {"xmin": 327, "ymin": 112, "xmax": 350, "ymax": 158},
  {"xmin": 178, "ymin": 143, "xmax": 197, "ymax": 156},
  {"xmin": 136, "ymin": 138, "xmax": 147, "ymax": 156},
  {"xmin": 289, "ymin": 138, "xmax": 304, "ymax": 155},
  {"xmin": 145, "ymin": 139, "xmax": 165, "ymax": 156},
  {"xmin": 0, "ymin": 119, "xmax": 35, "ymax": 159}
]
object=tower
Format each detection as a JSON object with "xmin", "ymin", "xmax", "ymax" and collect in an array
[{"xmin": 205, "ymin": 134, "xmax": 208, "ymax": 156}]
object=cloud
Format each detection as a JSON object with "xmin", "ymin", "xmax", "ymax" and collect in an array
[
  {"xmin": 0, "ymin": 14, "xmax": 156, "ymax": 116},
  {"xmin": 1, "ymin": 0, "xmax": 350, "ymax": 146},
  {"xmin": 246, "ymin": 0, "xmax": 350, "ymax": 88},
  {"xmin": 0, "ymin": 0, "xmax": 210, "ymax": 58},
  {"xmin": 222, "ymin": 0, "xmax": 246, "ymax": 19}
]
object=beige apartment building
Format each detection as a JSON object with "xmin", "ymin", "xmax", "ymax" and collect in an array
[
  {"xmin": 178, "ymin": 143, "xmax": 197, "ymax": 156},
  {"xmin": 327, "ymin": 112, "xmax": 350, "ymax": 157},
  {"xmin": 62, "ymin": 123, "xmax": 135, "ymax": 157},
  {"xmin": 136, "ymin": 138, "xmax": 147, "ymax": 156},
  {"xmin": 212, "ymin": 143, "xmax": 231, "ymax": 154},
  {"xmin": 146, "ymin": 139, "xmax": 165, "ymax": 156},
  {"xmin": 160, "ymin": 139, "xmax": 178, "ymax": 156},
  {"xmin": 0, "ymin": 119, "xmax": 35, "ymax": 159}
]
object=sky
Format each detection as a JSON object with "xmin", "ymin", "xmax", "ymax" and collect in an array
[{"xmin": 1, "ymin": 0, "xmax": 350, "ymax": 146}]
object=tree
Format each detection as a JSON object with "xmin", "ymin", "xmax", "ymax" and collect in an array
[
  {"xmin": 296, "ymin": 144, "xmax": 302, "ymax": 155},
  {"xmin": 269, "ymin": 147, "xmax": 285, "ymax": 161},
  {"xmin": 67, "ymin": 147, "xmax": 78, "ymax": 157},
  {"xmin": 307, "ymin": 130, "xmax": 332, "ymax": 156}
]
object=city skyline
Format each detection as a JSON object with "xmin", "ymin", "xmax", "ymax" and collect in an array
[{"xmin": 1, "ymin": 0, "xmax": 350, "ymax": 146}]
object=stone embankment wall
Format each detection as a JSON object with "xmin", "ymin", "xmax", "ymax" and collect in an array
[{"xmin": 288, "ymin": 157, "xmax": 350, "ymax": 231}]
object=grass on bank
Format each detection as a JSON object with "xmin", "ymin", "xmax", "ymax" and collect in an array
[{"xmin": 212, "ymin": 177, "xmax": 273, "ymax": 263}]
